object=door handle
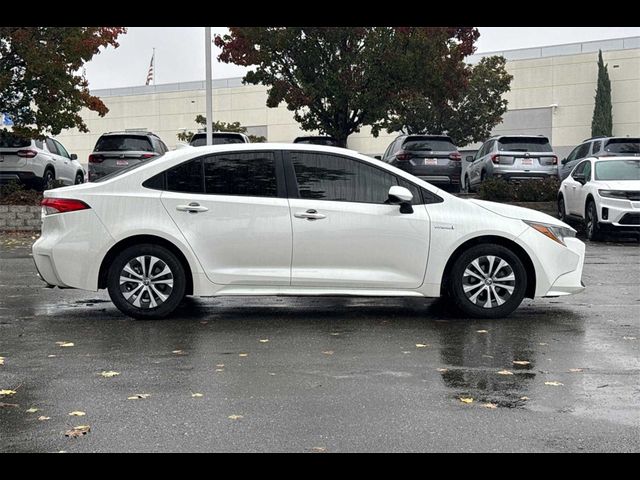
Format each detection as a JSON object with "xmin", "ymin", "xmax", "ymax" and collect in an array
[
  {"xmin": 176, "ymin": 202, "xmax": 209, "ymax": 213},
  {"xmin": 294, "ymin": 209, "xmax": 326, "ymax": 220}
]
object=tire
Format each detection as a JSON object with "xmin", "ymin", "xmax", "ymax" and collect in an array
[
  {"xmin": 107, "ymin": 244, "xmax": 186, "ymax": 319},
  {"xmin": 557, "ymin": 194, "xmax": 567, "ymax": 222},
  {"xmin": 448, "ymin": 243, "xmax": 527, "ymax": 319},
  {"xmin": 74, "ymin": 171, "xmax": 84, "ymax": 185},
  {"xmin": 461, "ymin": 175, "xmax": 470, "ymax": 193},
  {"xmin": 585, "ymin": 200, "xmax": 602, "ymax": 241},
  {"xmin": 41, "ymin": 168, "xmax": 55, "ymax": 191}
]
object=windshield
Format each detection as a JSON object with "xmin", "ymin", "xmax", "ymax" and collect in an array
[
  {"xmin": 95, "ymin": 135, "xmax": 153, "ymax": 152},
  {"xmin": 93, "ymin": 155, "xmax": 164, "ymax": 183},
  {"xmin": 594, "ymin": 159, "xmax": 640, "ymax": 181},
  {"xmin": 294, "ymin": 137, "xmax": 339, "ymax": 146},
  {"xmin": 498, "ymin": 137, "xmax": 552, "ymax": 152},
  {"xmin": 604, "ymin": 138, "xmax": 640, "ymax": 154},
  {"xmin": 190, "ymin": 134, "xmax": 245, "ymax": 146},
  {"xmin": 0, "ymin": 131, "xmax": 30, "ymax": 148},
  {"xmin": 403, "ymin": 137, "xmax": 456, "ymax": 152}
]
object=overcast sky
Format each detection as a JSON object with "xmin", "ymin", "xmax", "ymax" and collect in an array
[{"xmin": 84, "ymin": 27, "xmax": 640, "ymax": 90}]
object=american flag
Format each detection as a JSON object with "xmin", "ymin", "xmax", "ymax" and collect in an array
[{"xmin": 145, "ymin": 51, "xmax": 154, "ymax": 85}]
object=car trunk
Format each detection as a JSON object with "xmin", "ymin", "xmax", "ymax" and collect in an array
[
  {"xmin": 401, "ymin": 136, "xmax": 459, "ymax": 173},
  {"xmin": 493, "ymin": 154, "xmax": 557, "ymax": 167},
  {"xmin": 0, "ymin": 148, "xmax": 28, "ymax": 169},
  {"xmin": 90, "ymin": 151, "xmax": 154, "ymax": 170},
  {"xmin": 495, "ymin": 137, "xmax": 556, "ymax": 170}
]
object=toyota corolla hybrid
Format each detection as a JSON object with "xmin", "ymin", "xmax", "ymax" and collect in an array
[{"xmin": 33, "ymin": 144, "xmax": 585, "ymax": 319}]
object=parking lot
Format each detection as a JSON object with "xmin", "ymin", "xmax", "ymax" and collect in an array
[{"xmin": 0, "ymin": 233, "xmax": 638, "ymax": 453}]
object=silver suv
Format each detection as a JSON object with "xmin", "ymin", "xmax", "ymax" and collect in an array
[
  {"xmin": 559, "ymin": 136, "xmax": 640, "ymax": 180},
  {"xmin": 464, "ymin": 135, "xmax": 558, "ymax": 191},
  {"xmin": 189, "ymin": 132, "xmax": 250, "ymax": 146},
  {"xmin": 0, "ymin": 132, "xmax": 85, "ymax": 189}
]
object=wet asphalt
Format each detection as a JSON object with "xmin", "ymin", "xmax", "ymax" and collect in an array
[{"xmin": 0, "ymin": 234, "xmax": 639, "ymax": 452}]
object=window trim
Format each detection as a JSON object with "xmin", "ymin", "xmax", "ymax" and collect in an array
[{"xmin": 282, "ymin": 150, "xmax": 442, "ymax": 205}]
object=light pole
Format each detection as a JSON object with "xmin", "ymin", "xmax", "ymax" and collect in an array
[{"xmin": 205, "ymin": 27, "xmax": 213, "ymax": 146}]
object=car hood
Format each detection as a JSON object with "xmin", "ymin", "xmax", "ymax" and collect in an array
[
  {"xmin": 595, "ymin": 180, "xmax": 640, "ymax": 190},
  {"xmin": 469, "ymin": 199, "xmax": 570, "ymax": 228}
]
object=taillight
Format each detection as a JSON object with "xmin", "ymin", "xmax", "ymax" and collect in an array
[
  {"xmin": 551, "ymin": 156, "xmax": 558, "ymax": 165},
  {"xmin": 396, "ymin": 151, "xmax": 413, "ymax": 161},
  {"xmin": 17, "ymin": 149, "xmax": 37, "ymax": 158},
  {"xmin": 491, "ymin": 154, "xmax": 501, "ymax": 164},
  {"xmin": 449, "ymin": 152, "xmax": 462, "ymax": 161},
  {"xmin": 140, "ymin": 153, "xmax": 157, "ymax": 159},
  {"xmin": 89, "ymin": 154, "xmax": 104, "ymax": 163},
  {"xmin": 41, "ymin": 198, "xmax": 90, "ymax": 215}
]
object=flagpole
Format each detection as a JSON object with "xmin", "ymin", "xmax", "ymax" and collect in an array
[
  {"xmin": 205, "ymin": 27, "xmax": 213, "ymax": 146},
  {"xmin": 153, "ymin": 47, "xmax": 156, "ymax": 86}
]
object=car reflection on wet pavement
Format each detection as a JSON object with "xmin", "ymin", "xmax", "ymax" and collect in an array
[{"xmin": 0, "ymin": 234, "xmax": 638, "ymax": 452}]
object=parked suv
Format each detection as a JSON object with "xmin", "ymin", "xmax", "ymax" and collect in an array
[
  {"xmin": 293, "ymin": 136, "xmax": 340, "ymax": 147},
  {"xmin": 464, "ymin": 135, "xmax": 558, "ymax": 191},
  {"xmin": 558, "ymin": 156, "xmax": 640, "ymax": 241},
  {"xmin": 559, "ymin": 136, "xmax": 640, "ymax": 180},
  {"xmin": 0, "ymin": 131, "xmax": 85, "ymax": 189},
  {"xmin": 89, "ymin": 131, "xmax": 168, "ymax": 182},
  {"xmin": 381, "ymin": 135, "xmax": 462, "ymax": 192},
  {"xmin": 189, "ymin": 132, "xmax": 250, "ymax": 146}
]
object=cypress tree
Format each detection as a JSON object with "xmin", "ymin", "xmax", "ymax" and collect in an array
[{"xmin": 591, "ymin": 50, "xmax": 613, "ymax": 137}]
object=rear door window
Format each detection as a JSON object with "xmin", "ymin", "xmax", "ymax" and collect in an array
[
  {"xmin": 45, "ymin": 138, "xmax": 59, "ymax": 155},
  {"xmin": 575, "ymin": 142, "xmax": 591, "ymax": 159},
  {"xmin": 166, "ymin": 159, "xmax": 204, "ymax": 193},
  {"xmin": 203, "ymin": 152, "xmax": 277, "ymax": 197},
  {"xmin": 497, "ymin": 137, "xmax": 552, "ymax": 152},
  {"xmin": 591, "ymin": 141, "xmax": 601, "ymax": 154},
  {"xmin": 53, "ymin": 140, "xmax": 70, "ymax": 159},
  {"xmin": 95, "ymin": 135, "xmax": 154, "ymax": 152}
]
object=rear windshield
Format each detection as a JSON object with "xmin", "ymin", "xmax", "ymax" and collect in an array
[
  {"xmin": 594, "ymin": 159, "xmax": 640, "ymax": 181},
  {"xmin": 293, "ymin": 137, "xmax": 339, "ymax": 146},
  {"xmin": 497, "ymin": 137, "xmax": 552, "ymax": 153},
  {"xmin": 604, "ymin": 138, "xmax": 640, "ymax": 154},
  {"xmin": 95, "ymin": 135, "xmax": 153, "ymax": 152},
  {"xmin": 190, "ymin": 134, "xmax": 245, "ymax": 146},
  {"xmin": 0, "ymin": 131, "xmax": 30, "ymax": 148},
  {"xmin": 402, "ymin": 137, "xmax": 456, "ymax": 152},
  {"xmin": 93, "ymin": 155, "xmax": 164, "ymax": 183}
]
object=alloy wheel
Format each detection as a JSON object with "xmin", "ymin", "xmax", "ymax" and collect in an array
[
  {"xmin": 119, "ymin": 255, "xmax": 174, "ymax": 309},
  {"xmin": 462, "ymin": 255, "xmax": 515, "ymax": 309}
]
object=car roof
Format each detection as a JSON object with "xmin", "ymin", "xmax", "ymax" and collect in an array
[
  {"xmin": 589, "ymin": 155, "xmax": 640, "ymax": 161},
  {"xmin": 192, "ymin": 131, "xmax": 247, "ymax": 137},
  {"xmin": 489, "ymin": 134, "xmax": 549, "ymax": 139},
  {"xmin": 101, "ymin": 131, "xmax": 159, "ymax": 138}
]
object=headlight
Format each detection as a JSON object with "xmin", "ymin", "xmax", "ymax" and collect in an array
[
  {"xmin": 523, "ymin": 220, "xmax": 576, "ymax": 246},
  {"xmin": 598, "ymin": 190, "xmax": 627, "ymax": 199}
]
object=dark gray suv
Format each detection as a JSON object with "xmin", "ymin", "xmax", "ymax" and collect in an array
[
  {"xmin": 380, "ymin": 135, "xmax": 462, "ymax": 192},
  {"xmin": 89, "ymin": 131, "xmax": 168, "ymax": 182},
  {"xmin": 559, "ymin": 136, "xmax": 640, "ymax": 180}
]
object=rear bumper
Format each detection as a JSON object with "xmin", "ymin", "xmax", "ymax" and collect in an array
[
  {"xmin": 395, "ymin": 162, "xmax": 461, "ymax": 185},
  {"xmin": 494, "ymin": 171, "xmax": 557, "ymax": 181},
  {"xmin": 0, "ymin": 171, "xmax": 38, "ymax": 183}
]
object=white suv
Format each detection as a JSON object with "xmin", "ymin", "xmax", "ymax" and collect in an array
[
  {"xmin": 0, "ymin": 132, "xmax": 85, "ymax": 189},
  {"xmin": 558, "ymin": 156, "xmax": 640, "ymax": 241}
]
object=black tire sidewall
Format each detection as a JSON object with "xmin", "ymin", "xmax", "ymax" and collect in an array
[
  {"xmin": 558, "ymin": 195, "xmax": 566, "ymax": 221},
  {"xmin": 75, "ymin": 172, "xmax": 84, "ymax": 184},
  {"xmin": 586, "ymin": 201, "xmax": 600, "ymax": 241},
  {"xmin": 107, "ymin": 244, "xmax": 186, "ymax": 319},
  {"xmin": 449, "ymin": 244, "xmax": 527, "ymax": 319}
]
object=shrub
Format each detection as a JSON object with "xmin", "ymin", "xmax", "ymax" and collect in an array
[
  {"xmin": 478, "ymin": 178, "xmax": 514, "ymax": 202},
  {"xmin": 514, "ymin": 177, "xmax": 560, "ymax": 202},
  {"xmin": 0, "ymin": 182, "xmax": 43, "ymax": 206}
]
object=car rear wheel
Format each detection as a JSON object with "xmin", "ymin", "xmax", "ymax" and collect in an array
[
  {"xmin": 448, "ymin": 244, "xmax": 527, "ymax": 319},
  {"xmin": 41, "ymin": 168, "xmax": 55, "ymax": 191},
  {"xmin": 74, "ymin": 172, "xmax": 84, "ymax": 185},
  {"xmin": 107, "ymin": 244, "xmax": 186, "ymax": 319},
  {"xmin": 585, "ymin": 201, "xmax": 602, "ymax": 241},
  {"xmin": 557, "ymin": 195, "xmax": 567, "ymax": 222}
]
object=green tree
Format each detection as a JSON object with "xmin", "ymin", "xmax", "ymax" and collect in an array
[
  {"xmin": 375, "ymin": 55, "xmax": 512, "ymax": 146},
  {"xmin": 215, "ymin": 27, "xmax": 478, "ymax": 147},
  {"xmin": 0, "ymin": 27, "xmax": 126, "ymax": 139},
  {"xmin": 591, "ymin": 50, "xmax": 613, "ymax": 137},
  {"xmin": 177, "ymin": 115, "xmax": 266, "ymax": 143}
]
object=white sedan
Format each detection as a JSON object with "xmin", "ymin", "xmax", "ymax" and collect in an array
[
  {"xmin": 558, "ymin": 156, "xmax": 640, "ymax": 241},
  {"xmin": 33, "ymin": 144, "xmax": 585, "ymax": 319}
]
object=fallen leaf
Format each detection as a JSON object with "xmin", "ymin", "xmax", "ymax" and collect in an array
[
  {"xmin": 512, "ymin": 360, "xmax": 531, "ymax": 366},
  {"xmin": 38, "ymin": 416, "xmax": 50, "ymax": 421},
  {"xmin": 476, "ymin": 330, "xmax": 488, "ymax": 334},
  {"xmin": 623, "ymin": 336, "xmax": 636, "ymax": 340},
  {"xmin": 228, "ymin": 414, "xmax": 243, "ymax": 420},
  {"xmin": 482, "ymin": 354, "xmax": 494, "ymax": 359},
  {"xmin": 65, "ymin": 425, "xmax": 90, "ymax": 438},
  {"xmin": 0, "ymin": 402, "xmax": 18, "ymax": 408},
  {"xmin": 322, "ymin": 351, "xmax": 334, "ymax": 355},
  {"xmin": 238, "ymin": 353, "xmax": 248, "ymax": 357},
  {"xmin": 329, "ymin": 332, "xmax": 340, "ymax": 336},
  {"xmin": 520, "ymin": 396, "xmax": 530, "ymax": 400},
  {"xmin": 0, "ymin": 357, "xmax": 4, "ymax": 366},
  {"xmin": 172, "ymin": 350, "xmax": 185, "ymax": 355},
  {"xmin": 56, "ymin": 342, "xmax": 74, "ymax": 348},
  {"xmin": 259, "ymin": 339, "xmax": 269, "ymax": 343},
  {"xmin": 127, "ymin": 394, "xmax": 150, "ymax": 400},
  {"xmin": 200, "ymin": 321, "xmax": 208, "ymax": 325},
  {"xmin": 538, "ymin": 342, "xmax": 548, "ymax": 346},
  {"xmin": 69, "ymin": 411, "xmax": 86, "ymax": 416},
  {"xmin": 497, "ymin": 370, "xmax": 514, "ymax": 375},
  {"xmin": 437, "ymin": 368, "xmax": 448, "ymax": 373},
  {"xmin": 26, "ymin": 407, "xmax": 39, "ymax": 413},
  {"xmin": 568, "ymin": 368, "xmax": 583, "ymax": 373},
  {"xmin": 402, "ymin": 351, "xmax": 411, "ymax": 354},
  {"xmin": 215, "ymin": 369, "xmax": 224, "ymax": 373},
  {"xmin": 544, "ymin": 381, "xmax": 563, "ymax": 386},
  {"xmin": 312, "ymin": 447, "xmax": 327, "ymax": 452},
  {"xmin": 415, "ymin": 343, "xmax": 429, "ymax": 348},
  {"xmin": 0, "ymin": 389, "xmax": 17, "ymax": 396},
  {"xmin": 268, "ymin": 372, "xmax": 276, "ymax": 376},
  {"xmin": 191, "ymin": 393, "xmax": 203, "ymax": 398},
  {"xmin": 482, "ymin": 403, "xmax": 498, "ymax": 409},
  {"xmin": 47, "ymin": 355, "xmax": 57, "ymax": 358},
  {"xmin": 459, "ymin": 397, "xmax": 473, "ymax": 404},
  {"xmin": 216, "ymin": 364, "xmax": 225, "ymax": 368},
  {"xmin": 99, "ymin": 371, "xmax": 120, "ymax": 378}
]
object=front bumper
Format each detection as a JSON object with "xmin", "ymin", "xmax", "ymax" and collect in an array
[{"xmin": 597, "ymin": 196, "xmax": 640, "ymax": 228}]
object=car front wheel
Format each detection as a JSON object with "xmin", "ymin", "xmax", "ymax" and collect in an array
[
  {"xmin": 448, "ymin": 244, "xmax": 527, "ymax": 319},
  {"xmin": 585, "ymin": 201, "xmax": 602, "ymax": 241},
  {"xmin": 107, "ymin": 244, "xmax": 186, "ymax": 319}
]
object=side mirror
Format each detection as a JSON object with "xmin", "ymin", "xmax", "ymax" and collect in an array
[
  {"xmin": 388, "ymin": 186, "xmax": 414, "ymax": 214},
  {"xmin": 70, "ymin": 153, "xmax": 78, "ymax": 160},
  {"xmin": 573, "ymin": 173, "xmax": 586, "ymax": 185},
  {"xmin": 466, "ymin": 155, "xmax": 474, "ymax": 162},
  {"xmin": 374, "ymin": 155, "xmax": 382, "ymax": 160},
  {"xmin": 561, "ymin": 158, "xmax": 568, "ymax": 165}
]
